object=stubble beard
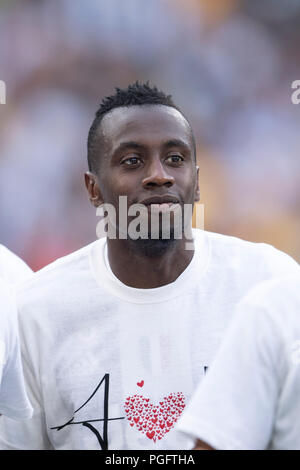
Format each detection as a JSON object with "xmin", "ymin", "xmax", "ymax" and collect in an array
[{"xmin": 126, "ymin": 222, "xmax": 183, "ymax": 258}]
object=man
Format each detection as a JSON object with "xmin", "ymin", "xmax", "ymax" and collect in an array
[
  {"xmin": 0, "ymin": 278, "xmax": 33, "ymax": 420},
  {"xmin": 0, "ymin": 245, "xmax": 32, "ymax": 284},
  {"xmin": 176, "ymin": 277, "xmax": 300, "ymax": 450},
  {"xmin": 0, "ymin": 82, "xmax": 299, "ymax": 450}
]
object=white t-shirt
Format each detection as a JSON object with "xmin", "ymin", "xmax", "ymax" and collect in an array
[
  {"xmin": 0, "ymin": 229, "xmax": 299, "ymax": 450},
  {"xmin": 176, "ymin": 277, "xmax": 300, "ymax": 450},
  {"xmin": 0, "ymin": 279, "xmax": 33, "ymax": 420},
  {"xmin": 0, "ymin": 245, "xmax": 33, "ymax": 284}
]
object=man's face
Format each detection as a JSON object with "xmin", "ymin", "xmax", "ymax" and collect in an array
[{"xmin": 86, "ymin": 105, "xmax": 200, "ymax": 247}]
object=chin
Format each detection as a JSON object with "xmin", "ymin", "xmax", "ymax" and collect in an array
[{"xmin": 128, "ymin": 228, "xmax": 179, "ymax": 257}]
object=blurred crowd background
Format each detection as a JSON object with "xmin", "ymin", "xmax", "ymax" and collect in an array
[{"xmin": 0, "ymin": 0, "xmax": 300, "ymax": 271}]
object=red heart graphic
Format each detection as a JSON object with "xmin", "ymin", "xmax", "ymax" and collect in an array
[
  {"xmin": 137, "ymin": 380, "xmax": 144, "ymax": 387},
  {"xmin": 124, "ymin": 392, "xmax": 186, "ymax": 443}
]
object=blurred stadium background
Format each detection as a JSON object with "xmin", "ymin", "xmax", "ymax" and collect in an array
[{"xmin": 0, "ymin": 0, "xmax": 300, "ymax": 271}]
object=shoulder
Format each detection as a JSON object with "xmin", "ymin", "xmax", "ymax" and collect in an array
[
  {"xmin": 0, "ymin": 245, "xmax": 33, "ymax": 284},
  {"xmin": 244, "ymin": 276, "xmax": 300, "ymax": 300},
  {"xmin": 0, "ymin": 245, "xmax": 25, "ymax": 265},
  {"xmin": 196, "ymin": 229, "xmax": 300, "ymax": 276}
]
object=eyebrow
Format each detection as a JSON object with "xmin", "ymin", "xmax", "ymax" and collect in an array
[
  {"xmin": 114, "ymin": 139, "xmax": 191, "ymax": 154},
  {"xmin": 114, "ymin": 141, "xmax": 146, "ymax": 154},
  {"xmin": 163, "ymin": 139, "xmax": 191, "ymax": 152}
]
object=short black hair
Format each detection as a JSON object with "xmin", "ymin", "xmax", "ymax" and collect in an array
[{"xmin": 87, "ymin": 81, "xmax": 196, "ymax": 173}]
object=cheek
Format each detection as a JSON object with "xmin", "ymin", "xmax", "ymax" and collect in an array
[
  {"xmin": 114, "ymin": 174, "xmax": 137, "ymax": 197},
  {"xmin": 101, "ymin": 172, "xmax": 138, "ymax": 203},
  {"xmin": 178, "ymin": 172, "xmax": 197, "ymax": 196}
]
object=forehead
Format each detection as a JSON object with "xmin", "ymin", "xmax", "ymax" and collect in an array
[{"xmin": 99, "ymin": 105, "xmax": 193, "ymax": 151}]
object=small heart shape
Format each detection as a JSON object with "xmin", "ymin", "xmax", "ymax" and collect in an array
[
  {"xmin": 146, "ymin": 431, "xmax": 155, "ymax": 440},
  {"xmin": 137, "ymin": 380, "xmax": 144, "ymax": 387}
]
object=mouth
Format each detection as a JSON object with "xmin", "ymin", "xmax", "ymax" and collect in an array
[
  {"xmin": 138, "ymin": 196, "xmax": 181, "ymax": 213},
  {"xmin": 139, "ymin": 195, "xmax": 179, "ymax": 205}
]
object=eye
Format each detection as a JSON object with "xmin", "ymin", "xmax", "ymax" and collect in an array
[
  {"xmin": 166, "ymin": 155, "xmax": 184, "ymax": 164},
  {"xmin": 122, "ymin": 156, "xmax": 142, "ymax": 166}
]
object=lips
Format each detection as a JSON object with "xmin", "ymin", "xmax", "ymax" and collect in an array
[
  {"xmin": 138, "ymin": 195, "xmax": 180, "ymax": 206},
  {"xmin": 137, "ymin": 196, "xmax": 181, "ymax": 215}
]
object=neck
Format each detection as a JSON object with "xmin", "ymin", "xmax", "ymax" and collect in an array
[{"xmin": 106, "ymin": 235, "xmax": 194, "ymax": 289}]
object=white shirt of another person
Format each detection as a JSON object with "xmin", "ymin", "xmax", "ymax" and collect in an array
[
  {"xmin": 0, "ymin": 245, "xmax": 32, "ymax": 284},
  {"xmin": 0, "ymin": 229, "xmax": 299, "ymax": 449},
  {"xmin": 0, "ymin": 279, "xmax": 33, "ymax": 420},
  {"xmin": 177, "ymin": 277, "xmax": 300, "ymax": 450}
]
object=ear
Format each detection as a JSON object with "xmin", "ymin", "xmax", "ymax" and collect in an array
[
  {"xmin": 84, "ymin": 172, "xmax": 104, "ymax": 207},
  {"xmin": 194, "ymin": 166, "xmax": 200, "ymax": 202}
]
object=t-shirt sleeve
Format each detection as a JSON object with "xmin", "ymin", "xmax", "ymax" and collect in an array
[
  {"xmin": 0, "ymin": 335, "xmax": 33, "ymax": 420},
  {"xmin": 176, "ymin": 297, "xmax": 284, "ymax": 450},
  {"xmin": 0, "ymin": 287, "xmax": 33, "ymax": 420},
  {"xmin": 0, "ymin": 348, "xmax": 53, "ymax": 449},
  {"xmin": 0, "ymin": 291, "xmax": 52, "ymax": 450}
]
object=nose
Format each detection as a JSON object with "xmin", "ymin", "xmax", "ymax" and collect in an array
[{"xmin": 142, "ymin": 158, "xmax": 175, "ymax": 189}]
